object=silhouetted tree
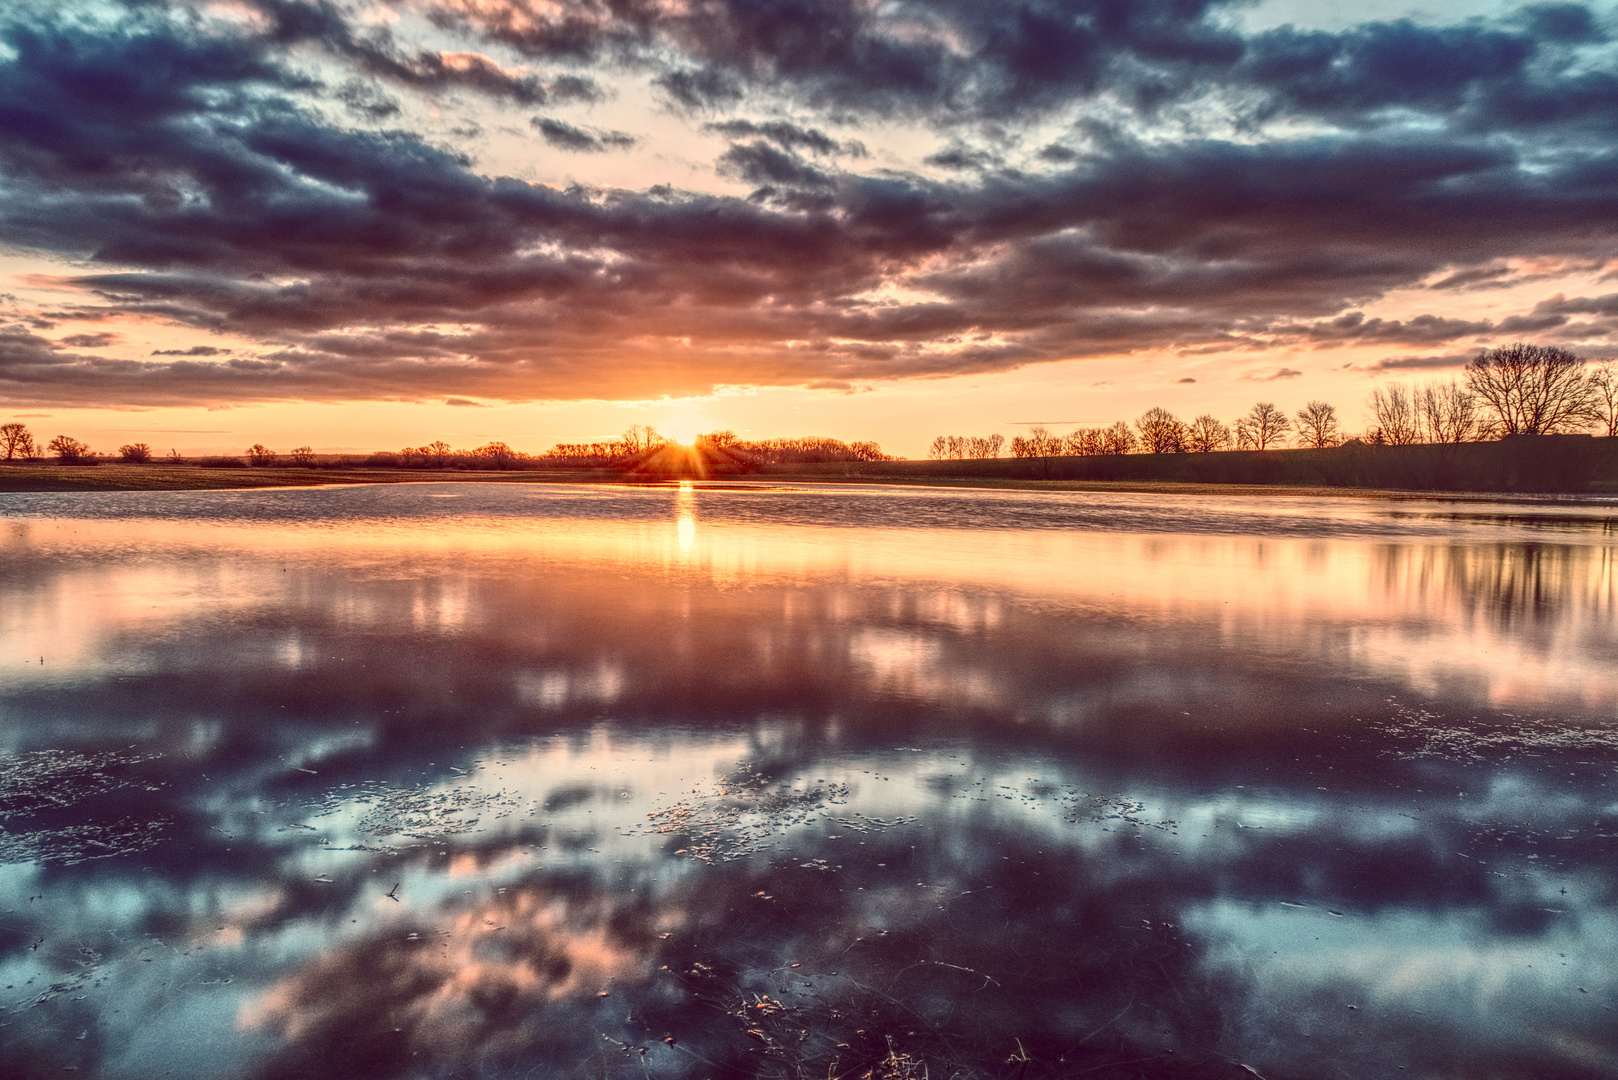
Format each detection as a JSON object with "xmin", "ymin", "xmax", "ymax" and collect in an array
[
  {"xmin": 1368, "ymin": 384, "xmax": 1421, "ymax": 445},
  {"xmin": 1010, "ymin": 426, "xmax": 1065, "ymax": 457},
  {"xmin": 118, "ymin": 442, "xmax": 153, "ymax": 463},
  {"xmin": 696, "ymin": 430, "xmax": 739, "ymax": 449},
  {"xmin": 1, "ymin": 422, "xmax": 35, "ymax": 459},
  {"xmin": 47, "ymin": 435, "xmax": 91, "ymax": 462},
  {"xmin": 1466, "ymin": 342, "xmax": 1596, "ymax": 435},
  {"xmin": 1235, "ymin": 403, "xmax": 1289, "ymax": 449},
  {"xmin": 849, "ymin": 440, "xmax": 888, "ymax": 461},
  {"xmin": 472, "ymin": 442, "xmax": 521, "ymax": 469},
  {"xmin": 929, "ymin": 434, "xmax": 1003, "ymax": 459},
  {"xmin": 1185, "ymin": 415, "xmax": 1230, "ymax": 452},
  {"xmin": 1294, "ymin": 401, "xmax": 1340, "ymax": 448},
  {"xmin": 621, "ymin": 425, "xmax": 664, "ymax": 454},
  {"xmin": 1586, "ymin": 361, "xmax": 1618, "ymax": 436},
  {"xmin": 1065, "ymin": 428, "xmax": 1103, "ymax": 455},
  {"xmin": 246, "ymin": 443, "xmax": 278, "ymax": 466},
  {"xmin": 1135, "ymin": 407, "xmax": 1187, "ymax": 454},
  {"xmin": 1101, "ymin": 420, "xmax": 1136, "ymax": 454},
  {"xmin": 290, "ymin": 446, "xmax": 315, "ymax": 466},
  {"xmin": 1415, "ymin": 379, "xmax": 1481, "ymax": 443}
]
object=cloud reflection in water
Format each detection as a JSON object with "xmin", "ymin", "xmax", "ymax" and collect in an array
[{"xmin": 0, "ymin": 484, "xmax": 1615, "ymax": 1079}]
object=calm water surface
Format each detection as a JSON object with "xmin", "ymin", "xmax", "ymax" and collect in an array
[{"xmin": 1, "ymin": 483, "xmax": 1616, "ymax": 1079}]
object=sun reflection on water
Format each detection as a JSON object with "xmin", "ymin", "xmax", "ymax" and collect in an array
[{"xmin": 675, "ymin": 481, "xmax": 696, "ymax": 553}]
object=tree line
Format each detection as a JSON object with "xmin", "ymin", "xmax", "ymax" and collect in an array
[
  {"xmin": 8, "ymin": 344, "xmax": 1612, "ymax": 469},
  {"xmin": 0, "ymin": 423, "xmax": 887, "ymax": 469},
  {"xmin": 929, "ymin": 344, "xmax": 1618, "ymax": 460}
]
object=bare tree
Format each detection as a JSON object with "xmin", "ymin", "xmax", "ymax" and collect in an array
[
  {"xmin": 1, "ymin": 422, "xmax": 36, "ymax": 460},
  {"xmin": 1135, "ymin": 407, "xmax": 1187, "ymax": 454},
  {"xmin": 1101, "ymin": 421, "xmax": 1136, "ymax": 454},
  {"xmin": 697, "ymin": 430, "xmax": 740, "ymax": 449},
  {"xmin": 849, "ymin": 441, "xmax": 888, "ymax": 461},
  {"xmin": 289, "ymin": 446, "xmax": 316, "ymax": 466},
  {"xmin": 621, "ymin": 425, "xmax": 664, "ymax": 454},
  {"xmin": 931, "ymin": 434, "xmax": 1000, "ymax": 459},
  {"xmin": 1185, "ymin": 414, "xmax": 1230, "ymax": 453},
  {"xmin": 118, "ymin": 443, "xmax": 153, "ymax": 463},
  {"xmin": 246, "ymin": 443, "xmax": 278, "ymax": 466},
  {"xmin": 1368, "ymin": 383, "xmax": 1421, "ymax": 445},
  {"xmin": 47, "ymin": 435, "xmax": 91, "ymax": 462},
  {"xmin": 1236, "ymin": 402, "xmax": 1290, "ymax": 449},
  {"xmin": 1066, "ymin": 428, "xmax": 1103, "ymax": 455},
  {"xmin": 1465, "ymin": 342, "xmax": 1596, "ymax": 435},
  {"xmin": 1294, "ymin": 401, "xmax": 1341, "ymax": 448},
  {"xmin": 1010, "ymin": 426, "xmax": 1066, "ymax": 457},
  {"xmin": 1415, "ymin": 379, "xmax": 1482, "ymax": 442},
  {"xmin": 472, "ymin": 441, "xmax": 521, "ymax": 468},
  {"xmin": 1587, "ymin": 360, "xmax": 1618, "ymax": 437}
]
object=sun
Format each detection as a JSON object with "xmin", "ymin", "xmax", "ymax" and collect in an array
[{"xmin": 658, "ymin": 417, "xmax": 706, "ymax": 445}]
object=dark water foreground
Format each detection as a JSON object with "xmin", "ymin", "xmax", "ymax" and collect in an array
[{"xmin": 1, "ymin": 484, "xmax": 1615, "ymax": 1080}]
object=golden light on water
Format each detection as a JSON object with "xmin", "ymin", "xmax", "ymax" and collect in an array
[{"xmin": 676, "ymin": 481, "xmax": 696, "ymax": 552}]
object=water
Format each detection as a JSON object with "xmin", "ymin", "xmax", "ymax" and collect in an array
[{"xmin": 1, "ymin": 482, "xmax": 1615, "ymax": 1079}]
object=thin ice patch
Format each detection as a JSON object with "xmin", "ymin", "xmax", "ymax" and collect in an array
[
  {"xmin": 647, "ymin": 769, "xmax": 861, "ymax": 863},
  {"xmin": 336, "ymin": 783, "xmax": 525, "ymax": 839},
  {"xmin": 0, "ymin": 749, "xmax": 168, "ymax": 864},
  {"xmin": 1378, "ymin": 703, "xmax": 1618, "ymax": 762}
]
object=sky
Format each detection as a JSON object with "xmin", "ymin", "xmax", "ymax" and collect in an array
[{"xmin": 2, "ymin": 0, "xmax": 1617, "ymax": 456}]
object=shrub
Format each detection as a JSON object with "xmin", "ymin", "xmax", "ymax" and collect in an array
[
  {"xmin": 196, "ymin": 455, "xmax": 245, "ymax": 468},
  {"xmin": 118, "ymin": 443, "xmax": 153, "ymax": 463}
]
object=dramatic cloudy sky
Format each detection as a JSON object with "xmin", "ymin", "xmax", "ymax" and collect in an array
[{"xmin": 2, "ymin": 0, "xmax": 1617, "ymax": 453}]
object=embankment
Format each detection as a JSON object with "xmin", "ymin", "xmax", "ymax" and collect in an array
[{"xmin": 760, "ymin": 436, "xmax": 1618, "ymax": 495}]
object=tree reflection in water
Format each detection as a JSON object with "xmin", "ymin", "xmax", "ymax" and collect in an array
[{"xmin": 0, "ymin": 484, "xmax": 1615, "ymax": 1079}]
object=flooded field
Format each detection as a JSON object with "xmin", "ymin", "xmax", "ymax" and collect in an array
[{"xmin": 1, "ymin": 482, "xmax": 1616, "ymax": 1080}]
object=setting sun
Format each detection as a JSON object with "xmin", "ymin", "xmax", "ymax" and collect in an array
[{"xmin": 657, "ymin": 418, "xmax": 706, "ymax": 446}]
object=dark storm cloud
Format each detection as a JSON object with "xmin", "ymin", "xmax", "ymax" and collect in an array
[
  {"xmin": 1533, "ymin": 291, "xmax": 1618, "ymax": 317},
  {"xmin": 530, "ymin": 116, "xmax": 638, "ymax": 151},
  {"xmin": 1361, "ymin": 353, "xmax": 1475, "ymax": 372},
  {"xmin": 435, "ymin": 0, "xmax": 1247, "ymax": 120},
  {"xmin": 1279, "ymin": 311, "xmax": 1496, "ymax": 345},
  {"xmin": 1, "ymin": 0, "xmax": 1618, "ymax": 405},
  {"xmin": 243, "ymin": 0, "xmax": 595, "ymax": 106},
  {"xmin": 59, "ymin": 332, "xmax": 118, "ymax": 348},
  {"xmin": 924, "ymin": 144, "xmax": 1000, "ymax": 171},
  {"xmin": 152, "ymin": 345, "xmax": 231, "ymax": 356},
  {"xmin": 716, "ymin": 141, "xmax": 833, "ymax": 189},
  {"xmin": 701, "ymin": 119, "xmax": 864, "ymax": 157}
]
